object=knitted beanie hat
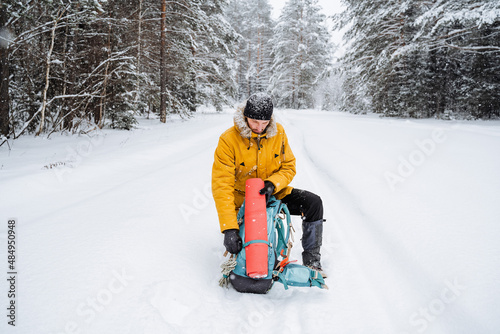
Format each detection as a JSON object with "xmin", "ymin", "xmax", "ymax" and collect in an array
[{"xmin": 243, "ymin": 93, "xmax": 273, "ymax": 120}]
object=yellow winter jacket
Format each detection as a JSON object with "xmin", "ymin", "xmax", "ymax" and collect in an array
[{"xmin": 212, "ymin": 107, "xmax": 296, "ymax": 232}]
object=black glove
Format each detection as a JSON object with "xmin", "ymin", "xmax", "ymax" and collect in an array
[
  {"xmin": 223, "ymin": 229, "xmax": 242, "ymax": 254},
  {"xmin": 259, "ymin": 180, "xmax": 275, "ymax": 204}
]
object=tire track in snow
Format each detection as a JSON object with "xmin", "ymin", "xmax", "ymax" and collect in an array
[
  {"xmin": 279, "ymin": 111, "xmax": 398, "ymax": 328},
  {"xmin": 278, "ymin": 110, "xmax": 446, "ymax": 331}
]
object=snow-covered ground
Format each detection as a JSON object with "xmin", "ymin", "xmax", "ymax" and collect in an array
[{"xmin": 1, "ymin": 110, "xmax": 500, "ymax": 334}]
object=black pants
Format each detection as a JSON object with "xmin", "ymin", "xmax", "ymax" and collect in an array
[
  {"xmin": 281, "ymin": 188, "xmax": 323, "ymax": 222},
  {"xmin": 281, "ymin": 188, "xmax": 324, "ymax": 268}
]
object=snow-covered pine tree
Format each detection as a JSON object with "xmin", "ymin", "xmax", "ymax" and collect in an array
[
  {"xmin": 412, "ymin": 0, "xmax": 500, "ymax": 119},
  {"xmin": 0, "ymin": 2, "xmax": 10, "ymax": 138},
  {"xmin": 226, "ymin": 0, "xmax": 275, "ymax": 100},
  {"xmin": 271, "ymin": 0, "xmax": 331, "ymax": 109},
  {"xmin": 141, "ymin": 0, "xmax": 237, "ymax": 116},
  {"xmin": 195, "ymin": 0, "xmax": 239, "ymax": 111},
  {"xmin": 336, "ymin": 0, "xmax": 413, "ymax": 115},
  {"xmin": 93, "ymin": 0, "xmax": 139, "ymax": 130},
  {"xmin": 337, "ymin": 0, "xmax": 500, "ymax": 119},
  {"xmin": 2, "ymin": 0, "xmax": 239, "ymax": 137},
  {"xmin": 4, "ymin": 0, "xmax": 110, "ymax": 136}
]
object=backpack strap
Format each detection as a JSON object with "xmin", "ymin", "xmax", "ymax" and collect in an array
[
  {"xmin": 275, "ymin": 201, "xmax": 293, "ymax": 257},
  {"xmin": 242, "ymin": 239, "xmax": 270, "ymax": 247}
]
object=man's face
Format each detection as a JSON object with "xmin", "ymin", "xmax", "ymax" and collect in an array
[{"xmin": 247, "ymin": 118, "xmax": 270, "ymax": 134}]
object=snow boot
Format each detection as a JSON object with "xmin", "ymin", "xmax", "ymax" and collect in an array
[{"xmin": 302, "ymin": 219, "xmax": 326, "ymax": 277}]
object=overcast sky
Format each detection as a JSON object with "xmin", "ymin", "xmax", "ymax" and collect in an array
[{"xmin": 267, "ymin": 0, "xmax": 346, "ymax": 55}]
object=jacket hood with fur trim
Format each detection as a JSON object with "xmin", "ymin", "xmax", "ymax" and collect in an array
[{"xmin": 233, "ymin": 104, "xmax": 277, "ymax": 139}]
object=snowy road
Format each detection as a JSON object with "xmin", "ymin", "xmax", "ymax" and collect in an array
[{"xmin": 1, "ymin": 110, "xmax": 500, "ymax": 333}]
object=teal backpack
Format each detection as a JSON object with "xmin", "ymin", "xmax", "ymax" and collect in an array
[{"xmin": 219, "ymin": 197, "xmax": 327, "ymax": 294}]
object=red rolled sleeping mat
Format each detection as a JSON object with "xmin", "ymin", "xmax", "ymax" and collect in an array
[{"xmin": 244, "ymin": 178, "xmax": 268, "ymax": 278}]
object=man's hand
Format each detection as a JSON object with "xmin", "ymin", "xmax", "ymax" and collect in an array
[
  {"xmin": 223, "ymin": 229, "xmax": 242, "ymax": 254},
  {"xmin": 259, "ymin": 180, "xmax": 275, "ymax": 204}
]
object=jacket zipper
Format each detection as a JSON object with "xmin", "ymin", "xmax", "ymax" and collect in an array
[{"xmin": 256, "ymin": 135, "xmax": 260, "ymax": 178}]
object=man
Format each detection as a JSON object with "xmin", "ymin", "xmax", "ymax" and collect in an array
[{"xmin": 212, "ymin": 93, "xmax": 325, "ymax": 274}]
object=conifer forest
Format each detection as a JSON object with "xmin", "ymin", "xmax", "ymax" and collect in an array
[{"xmin": 0, "ymin": 0, "xmax": 499, "ymax": 141}]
